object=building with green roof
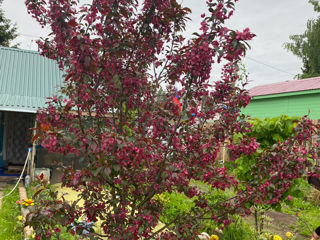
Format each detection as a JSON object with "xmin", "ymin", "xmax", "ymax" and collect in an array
[
  {"xmin": 0, "ymin": 46, "xmax": 63, "ymax": 169},
  {"xmin": 242, "ymin": 76, "xmax": 320, "ymax": 120}
]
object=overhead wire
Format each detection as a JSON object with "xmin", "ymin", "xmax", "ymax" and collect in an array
[{"xmin": 246, "ymin": 56, "xmax": 296, "ymax": 76}]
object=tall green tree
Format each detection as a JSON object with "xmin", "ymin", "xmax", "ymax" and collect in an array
[
  {"xmin": 0, "ymin": 0, "xmax": 18, "ymax": 47},
  {"xmin": 284, "ymin": 0, "xmax": 320, "ymax": 79}
]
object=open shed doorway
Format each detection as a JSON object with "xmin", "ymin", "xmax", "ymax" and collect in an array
[{"xmin": 0, "ymin": 111, "xmax": 35, "ymax": 174}]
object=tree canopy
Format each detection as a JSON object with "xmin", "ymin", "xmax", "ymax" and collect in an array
[
  {"xmin": 24, "ymin": 0, "xmax": 318, "ymax": 239},
  {"xmin": 284, "ymin": 0, "xmax": 320, "ymax": 79},
  {"xmin": 0, "ymin": 0, "xmax": 18, "ymax": 47}
]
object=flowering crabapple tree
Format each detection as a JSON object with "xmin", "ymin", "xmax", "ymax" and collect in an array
[{"xmin": 25, "ymin": 0, "xmax": 318, "ymax": 239}]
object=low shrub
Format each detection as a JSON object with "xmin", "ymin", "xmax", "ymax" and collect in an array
[
  {"xmin": 159, "ymin": 182, "xmax": 236, "ymax": 234},
  {"xmin": 222, "ymin": 217, "xmax": 254, "ymax": 240},
  {"xmin": 159, "ymin": 191, "xmax": 195, "ymax": 224},
  {"xmin": 26, "ymin": 181, "xmax": 79, "ymax": 240}
]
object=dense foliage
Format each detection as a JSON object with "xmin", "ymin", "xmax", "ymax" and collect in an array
[
  {"xmin": 284, "ymin": 0, "xmax": 320, "ymax": 79},
  {"xmin": 233, "ymin": 115, "xmax": 301, "ymax": 187},
  {"xmin": 25, "ymin": 0, "xmax": 318, "ymax": 239},
  {"xmin": 228, "ymin": 115, "xmax": 309, "ymax": 233},
  {"xmin": 0, "ymin": 0, "xmax": 18, "ymax": 47},
  {"xmin": 232, "ymin": 115, "xmax": 316, "ymax": 207}
]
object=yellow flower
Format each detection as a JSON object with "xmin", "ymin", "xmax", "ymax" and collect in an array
[
  {"xmin": 273, "ymin": 235, "xmax": 282, "ymax": 240},
  {"xmin": 25, "ymin": 203, "xmax": 29, "ymax": 207},
  {"xmin": 209, "ymin": 235, "xmax": 219, "ymax": 240},
  {"xmin": 31, "ymin": 233, "xmax": 36, "ymax": 239},
  {"xmin": 17, "ymin": 216, "xmax": 23, "ymax": 220},
  {"xmin": 30, "ymin": 203, "xmax": 34, "ymax": 206},
  {"xmin": 286, "ymin": 232, "xmax": 292, "ymax": 238}
]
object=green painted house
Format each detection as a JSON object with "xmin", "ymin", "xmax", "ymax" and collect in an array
[
  {"xmin": 0, "ymin": 46, "xmax": 63, "ymax": 169},
  {"xmin": 242, "ymin": 77, "xmax": 320, "ymax": 120}
]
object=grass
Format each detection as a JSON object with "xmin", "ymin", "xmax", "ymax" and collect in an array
[
  {"xmin": 282, "ymin": 196, "xmax": 319, "ymax": 237},
  {"xmin": 0, "ymin": 185, "xmax": 24, "ymax": 240}
]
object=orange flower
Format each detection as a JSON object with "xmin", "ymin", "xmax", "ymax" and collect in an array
[
  {"xmin": 26, "ymin": 199, "xmax": 34, "ymax": 204},
  {"xmin": 41, "ymin": 124, "xmax": 50, "ymax": 132}
]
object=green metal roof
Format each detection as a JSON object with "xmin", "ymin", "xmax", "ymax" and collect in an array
[{"xmin": 0, "ymin": 46, "xmax": 63, "ymax": 113}]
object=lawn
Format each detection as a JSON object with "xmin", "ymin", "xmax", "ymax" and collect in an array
[{"xmin": 0, "ymin": 185, "xmax": 23, "ymax": 240}]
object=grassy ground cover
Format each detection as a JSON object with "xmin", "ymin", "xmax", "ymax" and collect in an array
[
  {"xmin": 0, "ymin": 185, "xmax": 23, "ymax": 240},
  {"xmin": 281, "ymin": 193, "xmax": 320, "ymax": 237},
  {"xmin": 24, "ymin": 179, "xmax": 320, "ymax": 240}
]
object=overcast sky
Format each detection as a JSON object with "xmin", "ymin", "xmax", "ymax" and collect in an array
[{"xmin": 2, "ymin": 0, "xmax": 318, "ymax": 88}]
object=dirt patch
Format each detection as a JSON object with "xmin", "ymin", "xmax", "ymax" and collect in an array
[{"xmin": 246, "ymin": 210, "xmax": 311, "ymax": 240}]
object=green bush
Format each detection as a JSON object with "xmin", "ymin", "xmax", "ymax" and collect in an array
[
  {"xmin": 159, "ymin": 191, "xmax": 195, "ymax": 224},
  {"xmin": 159, "ymin": 182, "xmax": 237, "ymax": 234},
  {"xmin": 222, "ymin": 217, "xmax": 254, "ymax": 240}
]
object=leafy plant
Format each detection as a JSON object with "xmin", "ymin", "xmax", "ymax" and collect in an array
[
  {"xmin": 24, "ymin": 176, "xmax": 80, "ymax": 239},
  {"xmin": 229, "ymin": 115, "xmax": 314, "ymax": 233},
  {"xmin": 159, "ymin": 191, "xmax": 195, "ymax": 224},
  {"xmin": 222, "ymin": 217, "xmax": 254, "ymax": 240}
]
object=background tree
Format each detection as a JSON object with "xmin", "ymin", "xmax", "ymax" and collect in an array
[
  {"xmin": 25, "ymin": 0, "xmax": 318, "ymax": 239},
  {"xmin": 284, "ymin": 0, "xmax": 320, "ymax": 79},
  {"xmin": 0, "ymin": 0, "xmax": 18, "ymax": 47}
]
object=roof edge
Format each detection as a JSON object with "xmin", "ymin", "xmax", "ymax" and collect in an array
[
  {"xmin": 250, "ymin": 76, "xmax": 320, "ymax": 90},
  {"xmin": 0, "ymin": 46, "xmax": 40, "ymax": 55},
  {"xmin": 252, "ymin": 89, "xmax": 320, "ymax": 100},
  {"xmin": 0, "ymin": 106, "xmax": 37, "ymax": 113}
]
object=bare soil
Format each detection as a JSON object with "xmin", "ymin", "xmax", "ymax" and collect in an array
[{"xmin": 246, "ymin": 210, "xmax": 312, "ymax": 240}]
